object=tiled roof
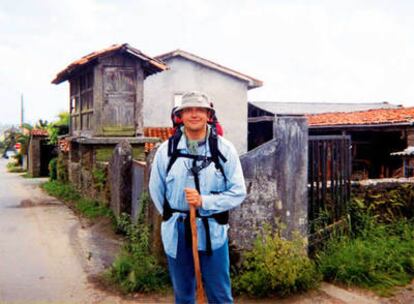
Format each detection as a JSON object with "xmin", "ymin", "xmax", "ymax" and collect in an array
[
  {"xmin": 144, "ymin": 127, "xmax": 174, "ymax": 152},
  {"xmin": 58, "ymin": 138, "xmax": 70, "ymax": 152},
  {"xmin": 156, "ymin": 49, "xmax": 263, "ymax": 89},
  {"xmin": 52, "ymin": 43, "xmax": 168, "ymax": 84},
  {"xmin": 250, "ymin": 101, "xmax": 401, "ymax": 115},
  {"xmin": 307, "ymin": 107, "xmax": 414, "ymax": 127},
  {"xmin": 31, "ymin": 129, "xmax": 49, "ymax": 136}
]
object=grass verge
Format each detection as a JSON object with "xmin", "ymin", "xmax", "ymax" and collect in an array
[
  {"xmin": 104, "ymin": 193, "xmax": 170, "ymax": 293},
  {"xmin": 42, "ymin": 180, "xmax": 111, "ymax": 219},
  {"xmin": 316, "ymin": 217, "xmax": 414, "ymax": 296},
  {"xmin": 6, "ymin": 161, "xmax": 26, "ymax": 173}
]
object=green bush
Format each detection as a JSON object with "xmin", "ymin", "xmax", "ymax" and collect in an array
[
  {"xmin": 317, "ymin": 218, "xmax": 414, "ymax": 296},
  {"xmin": 48, "ymin": 158, "xmax": 57, "ymax": 180},
  {"xmin": 351, "ymin": 183, "xmax": 414, "ymax": 222},
  {"xmin": 92, "ymin": 167, "xmax": 106, "ymax": 192},
  {"xmin": 232, "ymin": 225, "xmax": 321, "ymax": 297},
  {"xmin": 106, "ymin": 193, "xmax": 170, "ymax": 293},
  {"xmin": 56, "ymin": 155, "xmax": 68, "ymax": 182},
  {"xmin": 6, "ymin": 161, "xmax": 25, "ymax": 173}
]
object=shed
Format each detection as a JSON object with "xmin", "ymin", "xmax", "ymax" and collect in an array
[{"xmin": 27, "ymin": 129, "xmax": 56, "ymax": 177}]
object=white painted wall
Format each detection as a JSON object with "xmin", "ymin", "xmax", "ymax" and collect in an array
[{"xmin": 144, "ymin": 57, "xmax": 248, "ymax": 154}]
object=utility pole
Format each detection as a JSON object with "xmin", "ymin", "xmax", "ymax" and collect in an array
[{"xmin": 20, "ymin": 94, "xmax": 24, "ymax": 127}]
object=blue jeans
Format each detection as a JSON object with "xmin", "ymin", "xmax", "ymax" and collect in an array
[{"xmin": 167, "ymin": 219, "xmax": 233, "ymax": 304}]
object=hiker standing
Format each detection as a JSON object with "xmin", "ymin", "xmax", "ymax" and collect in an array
[{"xmin": 149, "ymin": 91, "xmax": 246, "ymax": 303}]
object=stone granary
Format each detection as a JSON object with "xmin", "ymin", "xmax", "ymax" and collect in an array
[{"xmin": 52, "ymin": 44, "xmax": 167, "ymax": 200}]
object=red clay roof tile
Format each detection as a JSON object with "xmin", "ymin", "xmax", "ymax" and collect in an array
[
  {"xmin": 52, "ymin": 43, "xmax": 167, "ymax": 84},
  {"xmin": 31, "ymin": 129, "xmax": 49, "ymax": 136},
  {"xmin": 307, "ymin": 107, "xmax": 414, "ymax": 127},
  {"xmin": 144, "ymin": 127, "xmax": 174, "ymax": 152}
]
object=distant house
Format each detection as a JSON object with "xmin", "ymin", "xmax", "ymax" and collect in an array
[
  {"xmin": 307, "ymin": 107, "xmax": 414, "ymax": 179},
  {"xmin": 144, "ymin": 49, "xmax": 263, "ymax": 154},
  {"xmin": 250, "ymin": 101, "xmax": 401, "ymax": 115},
  {"xmin": 248, "ymin": 102, "xmax": 413, "ymax": 179},
  {"xmin": 247, "ymin": 101, "xmax": 401, "ymax": 151}
]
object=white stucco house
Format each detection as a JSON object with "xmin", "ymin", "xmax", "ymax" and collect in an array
[{"xmin": 144, "ymin": 49, "xmax": 262, "ymax": 154}]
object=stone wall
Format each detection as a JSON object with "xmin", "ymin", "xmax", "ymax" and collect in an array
[
  {"xmin": 229, "ymin": 115, "xmax": 308, "ymax": 252},
  {"xmin": 145, "ymin": 116, "xmax": 309, "ymax": 257}
]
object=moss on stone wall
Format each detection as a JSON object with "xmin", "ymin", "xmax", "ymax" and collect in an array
[
  {"xmin": 95, "ymin": 145, "xmax": 145, "ymax": 162},
  {"xmin": 102, "ymin": 126, "xmax": 135, "ymax": 136},
  {"xmin": 132, "ymin": 146, "xmax": 145, "ymax": 161},
  {"xmin": 95, "ymin": 147, "xmax": 114, "ymax": 162}
]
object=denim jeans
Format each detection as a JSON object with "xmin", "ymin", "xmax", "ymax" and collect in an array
[{"xmin": 167, "ymin": 218, "xmax": 233, "ymax": 304}]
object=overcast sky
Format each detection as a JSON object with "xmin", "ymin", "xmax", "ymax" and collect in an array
[{"xmin": 1, "ymin": 0, "xmax": 414, "ymax": 125}]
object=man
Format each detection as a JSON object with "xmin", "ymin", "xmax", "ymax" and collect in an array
[{"xmin": 149, "ymin": 91, "xmax": 246, "ymax": 303}]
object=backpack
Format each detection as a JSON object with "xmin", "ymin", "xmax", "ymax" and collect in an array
[{"xmin": 162, "ymin": 106, "xmax": 229, "ymax": 255}]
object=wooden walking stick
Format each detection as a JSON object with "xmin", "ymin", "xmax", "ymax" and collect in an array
[{"xmin": 190, "ymin": 205, "xmax": 206, "ymax": 304}]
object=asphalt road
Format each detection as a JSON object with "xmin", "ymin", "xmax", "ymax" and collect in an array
[{"xmin": 0, "ymin": 159, "xmax": 128, "ymax": 303}]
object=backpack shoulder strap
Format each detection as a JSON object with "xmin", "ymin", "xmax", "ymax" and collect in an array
[
  {"xmin": 208, "ymin": 125, "xmax": 227, "ymax": 181},
  {"xmin": 167, "ymin": 128, "xmax": 183, "ymax": 174}
]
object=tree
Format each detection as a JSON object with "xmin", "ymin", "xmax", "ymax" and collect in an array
[{"xmin": 47, "ymin": 112, "xmax": 69, "ymax": 145}]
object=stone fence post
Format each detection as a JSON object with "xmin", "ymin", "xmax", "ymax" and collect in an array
[
  {"xmin": 109, "ymin": 140, "xmax": 133, "ymax": 218},
  {"xmin": 229, "ymin": 115, "xmax": 308, "ymax": 252}
]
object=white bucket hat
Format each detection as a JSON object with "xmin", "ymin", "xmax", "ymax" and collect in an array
[{"xmin": 174, "ymin": 91, "xmax": 215, "ymax": 114}]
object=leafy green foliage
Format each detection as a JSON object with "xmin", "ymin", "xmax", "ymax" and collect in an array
[
  {"xmin": 75, "ymin": 198, "xmax": 112, "ymax": 219},
  {"xmin": 35, "ymin": 119, "xmax": 49, "ymax": 129},
  {"xmin": 316, "ymin": 218, "xmax": 414, "ymax": 296},
  {"xmin": 232, "ymin": 225, "xmax": 321, "ymax": 297},
  {"xmin": 47, "ymin": 112, "xmax": 69, "ymax": 145},
  {"xmin": 42, "ymin": 180, "xmax": 81, "ymax": 202},
  {"xmin": 351, "ymin": 183, "xmax": 414, "ymax": 222},
  {"xmin": 316, "ymin": 184, "xmax": 414, "ymax": 296},
  {"xmin": 92, "ymin": 167, "xmax": 106, "ymax": 192},
  {"xmin": 106, "ymin": 192, "xmax": 170, "ymax": 293},
  {"xmin": 56, "ymin": 155, "xmax": 68, "ymax": 182},
  {"xmin": 6, "ymin": 161, "xmax": 26, "ymax": 173},
  {"xmin": 48, "ymin": 158, "xmax": 57, "ymax": 180},
  {"xmin": 42, "ymin": 180, "xmax": 111, "ymax": 219}
]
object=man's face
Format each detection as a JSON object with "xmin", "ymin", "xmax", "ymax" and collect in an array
[{"xmin": 180, "ymin": 107, "xmax": 209, "ymax": 133}]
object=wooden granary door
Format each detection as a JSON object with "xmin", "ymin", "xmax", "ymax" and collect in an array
[{"xmin": 102, "ymin": 67, "xmax": 136, "ymax": 135}]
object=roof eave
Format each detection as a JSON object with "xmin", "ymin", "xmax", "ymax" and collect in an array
[
  {"xmin": 309, "ymin": 122, "xmax": 414, "ymax": 129},
  {"xmin": 157, "ymin": 50, "xmax": 263, "ymax": 89},
  {"xmin": 52, "ymin": 44, "xmax": 168, "ymax": 85}
]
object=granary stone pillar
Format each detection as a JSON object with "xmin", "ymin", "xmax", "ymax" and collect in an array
[{"xmin": 109, "ymin": 140, "xmax": 133, "ymax": 217}]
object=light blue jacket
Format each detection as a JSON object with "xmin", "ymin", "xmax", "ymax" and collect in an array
[{"xmin": 149, "ymin": 133, "xmax": 246, "ymax": 258}]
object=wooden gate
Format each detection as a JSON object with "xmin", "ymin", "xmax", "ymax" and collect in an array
[{"xmin": 308, "ymin": 135, "xmax": 352, "ymax": 238}]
